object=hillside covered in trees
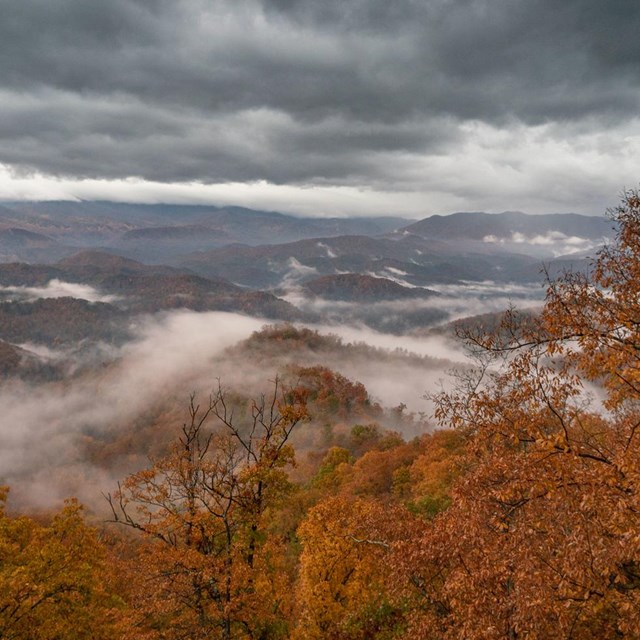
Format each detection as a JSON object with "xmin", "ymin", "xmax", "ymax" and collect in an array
[{"xmin": 1, "ymin": 192, "xmax": 639, "ymax": 639}]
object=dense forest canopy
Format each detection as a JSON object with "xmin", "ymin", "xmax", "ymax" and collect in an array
[{"xmin": 2, "ymin": 191, "xmax": 640, "ymax": 638}]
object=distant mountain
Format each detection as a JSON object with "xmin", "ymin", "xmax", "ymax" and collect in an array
[
  {"xmin": 398, "ymin": 211, "xmax": 614, "ymax": 258},
  {"xmin": 0, "ymin": 262, "xmax": 64, "ymax": 287},
  {"xmin": 57, "ymin": 250, "xmax": 156, "ymax": 272},
  {"xmin": 111, "ymin": 209, "xmax": 409, "ymax": 261},
  {"xmin": 59, "ymin": 251, "xmax": 305, "ymax": 318},
  {"xmin": 0, "ymin": 206, "xmax": 612, "ymax": 329},
  {"xmin": 178, "ymin": 234, "xmax": 543, "ymax": 289},
  {"xmin": 0, "ymin": 251, "xmax": 304, "ymax": 346},
  {"xmin": 0, "ymin": 227, "xmax": 70, "ymax": 262},
  {"xmin": 0, "ymin": 297, "xmax": 126, "ymax": 345},
  {"xmin": 1, "ymin": 202, "xmax": 610, "ymax": 267},
  {"xmin": 0, "ymin": 201, "xmax": 409, "ymax": 262},
  {"xmin": 301, "ymin": 274, "xmax": 439, "ymax": 302},
  {"xmin": 0, "ymin": 227, "xmax": 55, "ymax": 247},
  {"xmin": 0, "ymin": 202, "xmax": 136, "ymax": 245},
  {"xmin": 115, "ymin": 225, "xmax": 231, "ymax": 261},
  {"xmin": 120, "ymin": 225, "xmax": 225, "ymax": 242},
  {"xmin": 188, "ymin": 207, "xmax": 405, "ymax": 242},
  {"xmin": 292, "ymin": 273, "xmax": 448, "ymax": 332}
]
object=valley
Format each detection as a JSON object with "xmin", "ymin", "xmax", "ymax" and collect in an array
[
  {"xmin": 1, "ymin": 199, "xmax": 633, "ymax": 639},
  {"xmin": 0, "ymin": 201, "xmax": 612, "ymax": 509}
]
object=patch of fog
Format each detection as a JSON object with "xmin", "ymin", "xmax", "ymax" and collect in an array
[
  {"xmin": 0, "ymin": 311, "xmax": 266, "ymax": 510},
  {"xmin": 222, "ymin": 320, "xmax": 467, "ymax": 421},
  {"xmin": 336, "ymin": 358, "xmax": 447, "ymax": 425},
  {"xmin": 518, "ymin": 231, "xmax": 599, "ymax": 257},
  {"xmin": 551, "ymin": 241, "xmax": 599, "ymax": 257},
  {"xmin": 0, "ymin": 301, "xmax": 544, "ymax": 512},
  {"xmin": 16, "ymin": 341, "xmax": 123, "ymax": 372},
  {"xmin": 425, "ymin": 297, "xmax": 543, "ymax": 325},
  {"xmin": 279, "ymin": 257, "xmax": 318, "ymax": 288},
  {"xmin": 310, "ymin": 322, "xmax": 468, "ymax": 363},
  {"xmin": 279, "ymin": 286, "xmax": 309, "ymax": 309},
  {"xmin": 483, "ymin": 231, "xmax": 605, "ymax": 258},
  {"xmin": 385, "ymin": 266, "xmax": 409, "ymax": 276},
  {"xmin": 512, "ymin": 230, "xmax": 567, "ymax": 246},
  {"xmin": 295, "ymin": 323, "xmax": 469, "ymax": 421},
  {"xmin": 282, "ymin": 281, "xmax": 544, "ymax": 329},
  {"xmin": 427, "ymin": 280, "xmax": 544, "ymax": 297},
  {"xmin": 423, "ymin": 281, "xmax": 545, "ymax": 322},
  {"xmin": 0, "ymin": 306, "xmax": 474, "ymax": 508},
  {"xmin": 281, "ymin": 292, "xmax": 416, "ymax": 314},
  {"xmin": 367, "ymin": 270, "xmax": 420, "ymax": 289},
  {"xmin": 364, "ymin": 271, "xmax": 415, "ymax": 288},
  {"xmin": 0, "ymin": 279, "xmax": 119, "ymax": 303},
  {"xmin": 316, "ymin": 242, "xmax": 337, "ymax": 258},
  {"xmin": 120, "ymin": 312, "xmax": 266, "ymax": 393},
  {"xmin": 16, "ymin": 342, "xmax": 67, "ymax": 361}
]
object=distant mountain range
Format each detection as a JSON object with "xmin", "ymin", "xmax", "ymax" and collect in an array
[
  {"xmin": 0, "ymin": 201, "xmax": 407, "ymax": 262},
  {"xmin": 301, "ymin": 274, "xmax": 439, "ymax": 302},
  {"xmin": 0, "ymin": 250, "xmax": 303, "ymax": 320},
  {"xmin": 0, "ymin": 202, "xmax": 616, "ymax": 346},
  {"xmin": 402, "ymin": 210, "xmax": 613, "ymax": 241},
  {"xmin": 0, "ymin": 201, "xmax": 614, "ymax": 266}
]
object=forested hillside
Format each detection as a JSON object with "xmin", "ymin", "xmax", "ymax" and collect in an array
[{"xmin": 0, "ymin": 192, "xmax": 638, "ymax": 638}]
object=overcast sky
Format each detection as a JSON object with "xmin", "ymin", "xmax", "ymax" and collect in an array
[{"xmin": 0, "ymin": 0, "xmax": 638, "ymax": 217}]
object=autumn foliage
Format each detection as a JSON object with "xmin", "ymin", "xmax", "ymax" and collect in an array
[
  {"xmin": 0, "ymin": 489, "xmax": 120, "ymax": 639},
  {"xmin": 399, "ymin": 190, "xmax": 640, "ymax": 638},
  {"xmin": 106, "ymin": 380, "xmax": 308, "ymax": 639}
]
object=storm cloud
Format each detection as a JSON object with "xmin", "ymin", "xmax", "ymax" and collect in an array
[{"xmin": 0, "ymin": 0, "xmax": 638, "ymax": 214}]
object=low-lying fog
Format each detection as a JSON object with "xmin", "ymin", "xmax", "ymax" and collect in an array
[
  {"xmin": 0, "ymin": 280, "xmax": 544, "ymax": 512},
  {"xmin": 0, "ymin": 280, "xmax": 119, "ymax": 303},
  {"xmin": 283, "ymin": 280, "xmax": 545, "ymax": 333}
]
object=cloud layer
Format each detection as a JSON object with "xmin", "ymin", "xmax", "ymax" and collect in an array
[{"xmin": 0, "ymin": 0, "xmax": 638, "ymax": 215}]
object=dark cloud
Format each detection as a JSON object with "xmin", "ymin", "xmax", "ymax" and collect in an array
[{"xmin": 0, "ymin": 0, "xmax": 638, "ymax": 200}]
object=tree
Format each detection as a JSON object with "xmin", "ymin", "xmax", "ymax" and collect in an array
[
  {"xmin": 404, "ymin": 428, "xmax": 466, "ymax": 518},
  {"xmin": 395, "ymin": 190, "xmax": 640, "ymax": 638},
  {"xmin": 295, "ymin": 496, "xmax": 408, "ymax": 640},
  {"xmin": 107, "ymin": 379, "xmax": 308, "ymax": 640},
  {"xmin": 0, "ymin": 488, "xmax": 120, "ymax": 640}
]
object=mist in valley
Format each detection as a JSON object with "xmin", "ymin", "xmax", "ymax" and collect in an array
[
  {"xmin": 0, "ymin": 300, "xmax": 488, "ymax": 512},
  {"xmin": 0, "ymin": 280, "xmax": 120, "ymax": 304},
  {"xmin": 283, "ymin": 279, "xmax": 545, "ymax": 334},
  {"xmin": 0, "ymin": 235, "xmax": 554, "ymax": 514}
]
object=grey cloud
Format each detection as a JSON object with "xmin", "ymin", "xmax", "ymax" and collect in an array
[
  {"xmin": 0, "ymin": 0, "xmax": 638, "ymax": 189},
  {"xmin": 1, "ymin": 89, "xmax": 459, "ymax": 184},
  {"xmin": 5, "ymin": 0, "xmax": 636, "ymax": 123}
]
